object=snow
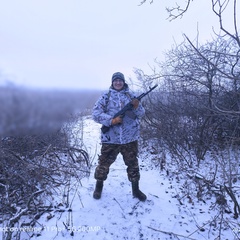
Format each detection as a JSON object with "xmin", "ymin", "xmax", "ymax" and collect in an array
[{"xmin": 15, "ymin": 117, "xmax": 240, "ymax": 240}]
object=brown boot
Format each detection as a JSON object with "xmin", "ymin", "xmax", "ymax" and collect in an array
[
  {"xmin": 132, "ymin": 181, "xmax": 147, "ymax": 202},
  {"xmin": 93, "ymin": 180, "xmax": 103, "ymax": 199}
]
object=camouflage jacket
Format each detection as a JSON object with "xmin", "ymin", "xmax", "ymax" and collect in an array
[{"xmin": 92, "ymin": 85, "xmax": 145, "ymax": 144}]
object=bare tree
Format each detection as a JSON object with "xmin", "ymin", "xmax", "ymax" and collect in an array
[
  {"xmin": 138, "ymin": 36, "xmax": 240, "ymax": 161},
  {"xmin": 136, "ymin": 0, "xmax": 240, "ymax": 237},
  {"xmin": 140, "ymin": 0, "xmax": 239, "ymax": 33}
]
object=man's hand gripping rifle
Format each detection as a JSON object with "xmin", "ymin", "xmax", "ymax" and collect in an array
[{"xmin": 101, "ymin": 84, "xmax": 158, "ymax": 134}]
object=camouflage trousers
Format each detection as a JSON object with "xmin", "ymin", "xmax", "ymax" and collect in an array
[{"xmin": 94, "ymin": 141, "xmax": 140, "ymax": 182}]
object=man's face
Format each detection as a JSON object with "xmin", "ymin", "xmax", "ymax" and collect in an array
[{"xmin": 112, "ymin": 79, "xmax": 124, "ymax": 91}]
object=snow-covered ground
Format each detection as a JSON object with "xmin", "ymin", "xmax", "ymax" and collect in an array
[{"xmin": 21, "ymin": 117, "xmax": 240, "ymax": 240}]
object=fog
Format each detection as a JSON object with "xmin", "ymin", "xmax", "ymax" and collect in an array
[{"xmin": 0, "ymin": 86, "xmax": 101, "ymax": 137}]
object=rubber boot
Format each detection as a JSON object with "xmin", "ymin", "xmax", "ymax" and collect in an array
[
  {"xmin": 132, "ymin": 181, "xmax": 147, "ymax": 202},
  {"xmin": 93, "ymin": 180, "xmax": 103, "ymax": 199}
]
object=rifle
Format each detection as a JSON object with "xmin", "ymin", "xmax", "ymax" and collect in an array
[{"xmin": 101, "ymin": 84, "xmax": 158, "ymax": 133}]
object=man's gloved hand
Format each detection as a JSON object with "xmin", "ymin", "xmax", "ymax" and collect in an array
[
  {"xmin": 131, "ymin": 98, "xmax": 139, "ymax": 109},
  {"xmin": 111, "ymin": 116, "xmax": 122, "ymax": 125}
]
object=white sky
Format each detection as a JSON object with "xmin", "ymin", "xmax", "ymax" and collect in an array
[{"xmin": 0, "ymin": 0, "xmax": 236, "ymax": 90}]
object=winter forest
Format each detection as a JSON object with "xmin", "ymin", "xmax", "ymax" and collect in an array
[{"xmin": 1, "ymin": 0, "xmax": 240, "ymax": 239}]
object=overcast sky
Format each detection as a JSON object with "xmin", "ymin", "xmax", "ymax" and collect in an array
[{"xmin": 0, "ymin": 0, "xmax": 236, "ymax": 90}]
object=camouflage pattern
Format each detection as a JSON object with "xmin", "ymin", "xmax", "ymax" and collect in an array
[
  {"xmin": 94, "ymin": 141, "xmax": 140, "ymax": 182},
  {"xmin": 92, "ymin": 84, "xmax": 145, "ymax": 144}
]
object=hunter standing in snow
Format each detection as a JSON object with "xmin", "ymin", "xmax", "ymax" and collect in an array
[{"xmin": 92, "ymin": 72, "xmax": 147, "ymax": 201}]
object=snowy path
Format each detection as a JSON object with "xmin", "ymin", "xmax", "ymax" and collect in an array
[{"xmin": 30, "ymin": 117, "xmax": 236, "ymax": 240}]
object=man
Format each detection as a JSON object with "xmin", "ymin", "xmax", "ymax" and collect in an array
[{"xmin": 92, "ymin": 72, "xmax": 146, "ymax": 201}]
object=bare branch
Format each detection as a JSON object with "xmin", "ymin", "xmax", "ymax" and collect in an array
[
  {"xmin": 147, "ymin": 226, "xmax": 196, "ymax": 240},
  {"xmin": 138, "ymin": 0, "xmax": 153, "ymax": 6},
  {"xmin": 212, "ymin": 0, "xmax": 240, "ymax": 47},
  {"xmin": 183, "ymin": 34, "xmax": 236, "ymax": 80},
  {"xmin": 166, "ymin": 0, "xmax": 192, "ymax": 21}
]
